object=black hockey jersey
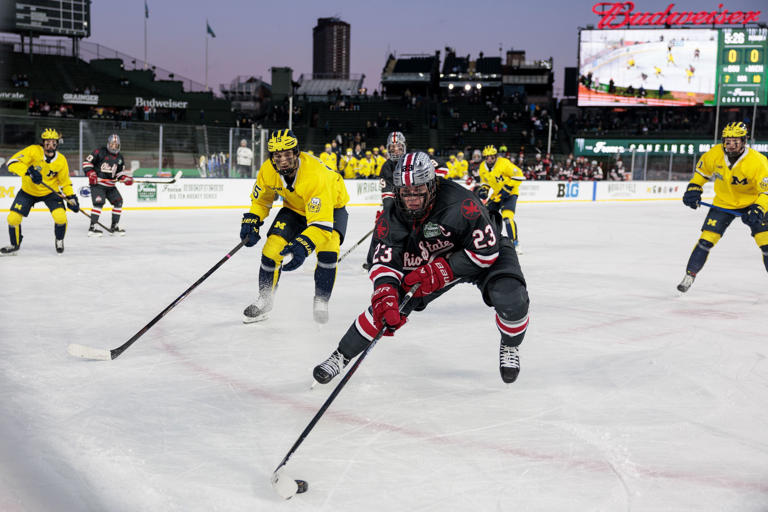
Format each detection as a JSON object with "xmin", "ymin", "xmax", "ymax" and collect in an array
[
  {"xmin": 367, "ymin": 178, "xmax": 501, "ymax": 288},
  {"xmin": 83, "ymin": 147, "xmax": 127, "ymax": 187},
  {"xmin": 378, "ymin": 159, "xmax": 396, "ymax": 208}
]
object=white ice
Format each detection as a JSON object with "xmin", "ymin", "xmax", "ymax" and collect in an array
[{"xmin": 1, "ymin": 202, "xmax": 767, "ymax": 512}]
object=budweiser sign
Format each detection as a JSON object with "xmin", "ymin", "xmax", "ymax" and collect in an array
[{"xmin": 592, "ymin": 2, "xmax": 761, "ymax": 29}]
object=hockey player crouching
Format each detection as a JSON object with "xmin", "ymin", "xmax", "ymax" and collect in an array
[
  {"xmin": 240, "ymin": 129, "xmax": 350, "ymax": 324},
  {"xmin": 83, "ymin": 134, "xmax": 133, "ymax": 236},
  {"xmin": 313, "ymin": 151, "xmax": 530, "ymax": 385}
]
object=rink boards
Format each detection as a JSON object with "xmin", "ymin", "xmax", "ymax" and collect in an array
[{"xmin": 0, "ymin": 178, "xmax": 715, "ymax": 211}]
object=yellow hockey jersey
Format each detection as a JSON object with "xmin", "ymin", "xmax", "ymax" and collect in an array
[
  {"xmin": 454, "ymin": 159, "xmax": 469, "ymax": 178},
  {"xmin": 7, "ymin": 144, "xmax": 73, "ymax": 197},
  {"xmin": 249, "ymin": 152, "xmax": 349, "ymax": 245},
  {"xmin": 691, "ymin": 145, "xmax": 768, "ymax": 210},
  {"xmin": 478, "ymin": 156, "xmax": 525, "ymax": 201},
  {"xmin": 320, "ymin": 151, "xmax": 338, "ymax": 171}
]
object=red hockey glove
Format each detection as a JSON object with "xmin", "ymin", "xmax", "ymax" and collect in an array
[
  {"xmin": 371, "ymin": 284, "xmax": 407, "ymax": 336},
  {"xmin": 122, "ymin": 176, "xmax": 134, "ymax": 186},
  {"xmin": 87, "ymin": 170, "xmax": 97, "ymax": 185},
  {"xmin": 403, "ymin": 257, "xmax": 454, "ymax": 297}
]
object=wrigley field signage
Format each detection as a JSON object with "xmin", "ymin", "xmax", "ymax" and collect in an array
[{"xmin": 592, "ymin": 2, "xmax": 761, "ymax": 29}]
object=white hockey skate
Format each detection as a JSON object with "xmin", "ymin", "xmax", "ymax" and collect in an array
[
  {"xmin": 243, "ymin": 296, "xmax": 273, "ymax": 323},
  {"xmin": 313, "ymin": 297, "xmax": 329, "ymax": 325},
  {"xmin": 677, "ymin": 273, "xmax": 695, "ymax": 293}
]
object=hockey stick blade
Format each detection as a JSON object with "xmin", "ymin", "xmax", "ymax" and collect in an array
[
  {"xmin": 132, "ymin": 170, "xmax": 183, "ymax": 184},
  {"xmin": 270, "ymin": 467, "xmax": 307, "ymax": 499},
  {"xmin": 67, "ymin": 343, "xmax": 112, "ymax": 361}
]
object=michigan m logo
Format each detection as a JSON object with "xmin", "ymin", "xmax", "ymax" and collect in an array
[
  {"xmin": 706, "ymin": 219, "xmax": 718, "ymax": 227},
  {"xmin": 731, "ymin": 176, "xmax": 748, "ymax": 185},
  {"xmin": 274, "ymin": 221, "xmax": 287, "ymax": 230},
  {"xmin": 0, "ymin": 186, "xmax": 15, "ymax": 198}
]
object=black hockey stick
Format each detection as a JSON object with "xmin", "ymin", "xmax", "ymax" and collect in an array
[
  {"xmin": 39, "ymin": 180, "xmax": 114, "ymax": 233},
  {"xmin": 270, "ymin": 283, "xmax": 421, "ymax": 499},
  {"xmin": 67, "ymin": 241, "xmax": 246, "ymax": 361},
  {"xmin": 338, "ymin": 227, "xmax": 374, "ymax": 263}
]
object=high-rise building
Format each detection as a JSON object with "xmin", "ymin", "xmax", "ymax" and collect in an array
[{"xmin": 312, "ymin": 17, "xmax": 350, "ymax": 79}]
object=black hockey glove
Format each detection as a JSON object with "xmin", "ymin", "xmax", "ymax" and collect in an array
[
  {"xmin": 240, "ymin": 213, "xmax": 261, "ymax": 247},
  {"xmin": 682, "ymin": 183, "xmax": 702, "ymax": 209},
  {"xmin": 65, "ymin": 194, "xmax": 80, "ymax": 213},
  {"xmin": 742, "ymin": 203, "xmax": 766, "ymax": 227},
  {"xmin": 26, "ymin": 165, "xmax": 43, "ymax": 184},
  {"xmin": 280, "ymin": 234, "xmax": 315, "ymax": 271}
]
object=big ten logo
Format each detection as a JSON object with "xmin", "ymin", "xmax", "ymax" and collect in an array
[
  {"xmin": 0, "ymin": 186, "xmax": 15, "ymax": 198},
  {"xmin": 556, "ymin": 182, "xmax": 579, "ymax": 198}
]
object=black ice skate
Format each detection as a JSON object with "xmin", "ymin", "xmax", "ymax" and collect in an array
[
  {"xmin": 677, "ymin": 272, "xmax": 695, "ymax": 293},
  {"xmin": 88, "ymin": 225, "xmax": 103, "ymax": 237},
  {"xmin": 313, "ymin": 349, "xmax": 349, "ymax": 384},
  {"xmin": 242, "ymin": 296, "xmax": 273, "ymax": 323},
  {"xmin": 0, "ymin": 245, "xmax": 20, "ymax": 256},
  {"xmin": 110, "ymin": 225, "xmax": 126, "ymax": 236},
  {"xmin": 499, "ymin": 344, "xmax": 520, "ymax": 384},
  {"xmin": 55, "ymin": 239, "xmax": 64, "ymax": 254},
  {"xmin": 313, "ymin": 297, "xmax": 329, "ymax": 324}
]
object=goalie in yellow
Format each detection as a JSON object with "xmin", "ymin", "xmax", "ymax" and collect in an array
[
  {"xmin": 1, "ymin": 128, "xmax": 80, "ymax": 255},
  {"xmin": 478, "ymin": 145, "xmax": 525, "ymax": 249},
  {"xmin": 239, "ymin": 129, "xmax": 350, "ymax": 324},
  {"xmin": 677, "ymin": 122, "xmax": 768, "ymax": 292}
]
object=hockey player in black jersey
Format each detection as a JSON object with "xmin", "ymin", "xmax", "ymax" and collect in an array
[
  {"xmin": 83, "ymin": 134, "xmax": 133, "ymax": 236},
  {"xmin": 314, "ymin": 151, "xmax": 530, "ymax": 385}
]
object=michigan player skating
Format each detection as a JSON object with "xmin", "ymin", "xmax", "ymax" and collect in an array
[
  {"xmin": 1, "ymin": 128, "xmax": 79, "ymax": 255},
  {"xmin": 312, "ymin": 152, "xmax": 530, "ymax": 385},
  {"xmin": 83, "ymin": 134, "xmax": 133, "ymax": 236},
  {"xmin": 477, "ymin": 145, "xmax": 525, "ymax": 248},
  {"xmin": 677, "ymin": 122, "xmax": 768, "ymax": 292},
  {"xmin": 240, "ymin": 129, "xmax": 350, "ymax": 324}
]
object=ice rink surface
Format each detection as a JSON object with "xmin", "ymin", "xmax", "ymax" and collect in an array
[{"xmin": 1, "ymin": 201, "xmax": 767, "ymax": 512}]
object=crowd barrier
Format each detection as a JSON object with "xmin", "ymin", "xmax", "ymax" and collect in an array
[{"xmin": 0, "ymin": 178, "xmax": 715, "ymax": 211}]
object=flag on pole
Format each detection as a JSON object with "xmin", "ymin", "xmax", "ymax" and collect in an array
[
  {"xmin": 206, "ymin": 20, "xmax": 216, "ymax": 38},
  {"xmin": 144, "ymin": 0, "xmax": 149, "ymax": 18}
]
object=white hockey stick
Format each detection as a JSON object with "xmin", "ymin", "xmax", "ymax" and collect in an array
[{"xmin": 131, "ymin": 170, "xmax": 183, "ymax": 184}]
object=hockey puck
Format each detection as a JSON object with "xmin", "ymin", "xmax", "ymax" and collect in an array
[{"xmin": 296, "ymin": 480, "xmax": 308, "ymax": 494}]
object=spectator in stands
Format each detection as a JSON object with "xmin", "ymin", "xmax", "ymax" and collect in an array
[
  {"xmin": 454, "ymin": 151, "xmax": 468, "ymax": 179},
  {"xmin": 236, "ymin": 139, "xmax": 254, "ymax": 179},
  {"xmin": 320, "ymin": 143, "xmax": 338, "ymax": 172}
]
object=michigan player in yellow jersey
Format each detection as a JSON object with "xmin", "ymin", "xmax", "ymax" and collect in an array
[
  {"xmin": 320, "ymin": 143, "xmax": 338, "ymax": 172},
  {"xmin": 1, "ymin": 128, "xmax": 79, "ymax": 255},
  {"xmin": 478, "ymin": 145, "xmax": 525, "ymax": 249},
  {"xmin": 239, "ymin": 129, "xmax": 350, "ymax": 324},
  {"xmin": 677, "ymin": 122, "xmax": 768, "ymax": 292}
]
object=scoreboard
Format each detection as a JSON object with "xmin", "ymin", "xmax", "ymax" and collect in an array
[
  {"xmin": 10, "ymin": 1, "xmax": 91, "ymax": 38},
  {"xmin": 717, "ymin": 27, "xmax": 767, "ymax": 106}
]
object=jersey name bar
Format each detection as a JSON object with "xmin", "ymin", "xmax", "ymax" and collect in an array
[{"xmin": 592, "ymin": 2, "xmax": 761, "ymax": 30}]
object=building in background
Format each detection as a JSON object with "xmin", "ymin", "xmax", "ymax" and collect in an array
[{"xmin": 312, "ymin": 17, "xmax": 350, "ymax": 79}]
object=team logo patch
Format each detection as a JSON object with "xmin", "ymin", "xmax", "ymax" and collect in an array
[
  {"xmin": 461, "ymin": 198, "xmax": 481, "ymax": 220},
  {"xmin": 423, "ymin": 222, "xmax": 441, "ymax": 239},
  {"xmin": 761, "ymin": 177, "xmax": 768, "ymax": 191},
  {"xmin": 375, "ymin": 216, "xmax": 390, "ymax": 239},
  {"xmin": 307, "ymin": 197, "xmax": 322, "ymax": 213}
]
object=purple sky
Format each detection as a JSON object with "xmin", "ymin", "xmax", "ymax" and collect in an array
[{"xmin": 89, "ymin": 0, "xmax": 763, "ymax": 96}]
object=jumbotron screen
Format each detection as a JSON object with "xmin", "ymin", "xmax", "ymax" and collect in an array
[{"xmin": 579, "ymin": 28, "xmax": 718, "ymax": 106}]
